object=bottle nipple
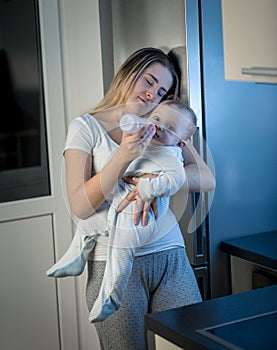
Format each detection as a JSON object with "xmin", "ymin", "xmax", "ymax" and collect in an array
[{"xmin": 119, "ymin": 113, "xmax": 150, "ymax": 134}]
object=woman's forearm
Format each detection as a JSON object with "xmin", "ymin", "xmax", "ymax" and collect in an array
[
  {"xmin": 65, "ymin": 149, "xmax": 131, "ymax": 220},
  {"xmin": 84, "ymin": 151, "xmax": 132, "ymax": 215},
  {"xmin": 184, "ymin": 163, "xmax": 215, "ymax": 192},
  {"xmin": 183, "ymin": 140, "xmax": 216, "ymax": 192}
]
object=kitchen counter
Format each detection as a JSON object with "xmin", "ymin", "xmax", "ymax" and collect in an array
[
  {"xmin": 221, "ymin": 231, "xmax": 277, "ymax": 293},
  {"xmin": 221, "ymin": 231, "xmax": 277, "ymax": 270},
  {"xmin": 145, "ymin": 285, "xmax": 277, "ymax": 350}
]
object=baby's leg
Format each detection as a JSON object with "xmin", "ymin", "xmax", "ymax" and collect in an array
[
  {"xmin": 89, "ymin": 191, "xmax": 159, "ymax": 321},
  {"xmin": 88, "ymin": 207, "xmax": 150, "ymax": 322},
  {"xmin": 88, "ymin": 244, "xmax": 134, "ymax": 322},
  {"xmin": 46, "ymin": 230, "xmax": 96, "ymax": 277}
]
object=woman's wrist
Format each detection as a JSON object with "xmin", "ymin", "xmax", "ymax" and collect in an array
[{"xmin": 117, "ymin": 143, "xmax": 140, "ymax": 164}]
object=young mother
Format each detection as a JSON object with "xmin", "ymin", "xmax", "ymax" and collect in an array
[{"xmin": 64, "ymin": 47, "xmax": 215, "ymax": 350}]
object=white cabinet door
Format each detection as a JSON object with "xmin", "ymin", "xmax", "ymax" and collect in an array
[
  {"xmin": 221, "ymin": 0, "xmax": 277, "ymax": 83},
  {"xmin": 0, "ymin": 216, "xmax": 60, "ymax": 350}
]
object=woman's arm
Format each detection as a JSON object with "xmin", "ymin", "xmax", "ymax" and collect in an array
[
  {"xmin": 64, "ymin": 148, "xmax": 130, "ymax": 220},
  {"xmin": 64, "ymin": 125, "xmax": 156, "ymax": 220},
  {"xmin": 182, "ymin": 140, "xmax": 216, "ymax": 192}
]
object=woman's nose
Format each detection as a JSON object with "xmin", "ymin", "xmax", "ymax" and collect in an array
[{"xmin": 146, "ymin": 91, "xmax": 153, "ymax": 101}]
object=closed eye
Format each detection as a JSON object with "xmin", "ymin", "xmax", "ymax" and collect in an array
[
  {"xmin": 145, "ymin": 74, "xmax": 168, "ymax": 98},
  {"xmin": 158, "ymin": 88, "xmax": 167, "ymax": 97},
  {"xmin": 145, "ymin": 78, "xmax": 154, "ymax": 86}
]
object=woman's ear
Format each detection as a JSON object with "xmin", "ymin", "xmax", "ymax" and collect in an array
[{"xmin": 177, "ymin": 140, "xmax": 186, "ymax": 148}]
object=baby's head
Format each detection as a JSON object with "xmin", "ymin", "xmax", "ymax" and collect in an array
[{"xmin": 148, "ymin": 99, "xmax": 197, "ymax": 147}]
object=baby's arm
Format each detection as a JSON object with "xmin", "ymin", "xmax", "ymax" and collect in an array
[
  {"xmin": 122, "ymin": 147, "xmax": 186, "ymax": 202},
  {"xmin": 117, "ymin": 148, "xmax": 185, "ymax": 224},
  {"xmin": 137, "ymin": 162, "xmax": 186, "ymax": 202}
]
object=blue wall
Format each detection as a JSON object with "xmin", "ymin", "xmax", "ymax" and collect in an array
[{"xmin": 200, "ymin": 0, "xmax": 277, "ymax": 296}]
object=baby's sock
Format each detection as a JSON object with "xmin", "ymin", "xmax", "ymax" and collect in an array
[
  {"xmin": 47, "ymin": 232, "xmax": 95, "ymax": 277},
  {"xmin": 88, "ymin": 249, "xmax": 133, "ymax": 322},
  {"xmin": 89, "ymin": 288, "xmax": 122, "ymax": 322}
]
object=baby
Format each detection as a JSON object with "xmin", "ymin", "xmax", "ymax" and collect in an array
[{"xmin": 47, "ymin": 99, "xmax": 197, "ymax": 322}]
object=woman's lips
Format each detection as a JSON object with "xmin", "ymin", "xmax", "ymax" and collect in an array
[{"xmin": 138, "ymin": 97, "xmax": 146, "ymax": 105}]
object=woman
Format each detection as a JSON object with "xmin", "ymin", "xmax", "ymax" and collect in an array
[{"xmin": 64, "ymin": 48, "xmax": 215, "ymax": 349}]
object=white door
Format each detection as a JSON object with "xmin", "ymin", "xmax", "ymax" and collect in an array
[{"xmin": 0, "ymin": 1, "xmax": 79, "ymax": 349}]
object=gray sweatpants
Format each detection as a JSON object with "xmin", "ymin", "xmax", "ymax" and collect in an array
[{"xmin": 86, "ymin": 247, "xmax": 202, "ymax": 350}]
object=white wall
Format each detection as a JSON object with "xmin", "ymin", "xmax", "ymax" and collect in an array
[
  {"xmin": 111, "ymin": 0, "xmax": 187, "ymax": 70},
  {"xmin": 59, "ymin": 0, "xmax": 104, "ymax": 123}
]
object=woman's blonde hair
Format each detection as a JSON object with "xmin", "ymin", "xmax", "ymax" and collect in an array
[{"xmin": 90, "ymin": 47, "xmax": 179, "ymax": 114}]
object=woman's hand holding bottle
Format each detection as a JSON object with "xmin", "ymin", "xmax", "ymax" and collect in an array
[{"xmin": 118, "ymin": 123, "xmax": 155, "ymax": 162}]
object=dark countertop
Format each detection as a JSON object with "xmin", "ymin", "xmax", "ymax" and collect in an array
[
  {"xmin": 145, "ymin": 285, "xmax": 277, "ymax": 350},
  {"xmin": 221, "ymin": 231, "xmax": 277, "ymax": 270}
]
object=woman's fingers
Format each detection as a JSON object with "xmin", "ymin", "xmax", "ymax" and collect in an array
[
  {"xmin": 141, "ymin": 200, "xmax": 151, "ymax": 226},
  {"xmin": 151, "ymin": 197, "xmax": 158, "ymax": 220},
  {"xmin": 120, "ymin": 124, "xmax": 155, "ymax": 161},
  {"xmin": 134, "ymin": 124, "xmax": 156, "ymax": 149},
  {"xmin": 141, "ymin": 198, "xmax": 159, "ymax": 225},
  {"xmin": 141, "ymin": 124, "xmax": 156, "ymax": 144},
  {"xmin": 121, "ymin": 176, "xmax": 139, "ymax": 186},
  {"xmin": 117, "ymin": 192, "xmax": 153, "ymax": 225},
  {"xmin": 117, "ymin": 177, "xmax": 158, "ymax": 225},
  {"xmin": 133, "ymin": 197, "xmax": 151, "ymax": 226},
  {"xmin": 116, "ymin": 191, "xmax": 136, "ymax": 213},
  {"xmin": 133, "ymin": 197, "xmax": 144, "ymax": 225}
]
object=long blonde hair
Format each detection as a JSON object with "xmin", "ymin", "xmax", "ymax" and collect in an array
[{"xmin": 90, "ymin": 47, "xmax": 179, "ymax": 114}]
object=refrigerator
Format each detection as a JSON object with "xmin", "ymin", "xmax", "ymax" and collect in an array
[{"xmin": 98, "ymin": 0, "xmax": 277, "ymax": 299}]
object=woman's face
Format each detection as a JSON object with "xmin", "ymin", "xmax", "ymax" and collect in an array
[{"xmin": 125, "ymin": 63, "xmax": 173, "ymax": 115}]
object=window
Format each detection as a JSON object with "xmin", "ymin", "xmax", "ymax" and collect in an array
[{"xmin": 0, "ymin": 0, "xmax": 50, "ymax": 202}]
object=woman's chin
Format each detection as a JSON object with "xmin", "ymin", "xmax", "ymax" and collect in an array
[{"xmin": 125, "ymin": 101, "xmax": 157, "ymax": 116}]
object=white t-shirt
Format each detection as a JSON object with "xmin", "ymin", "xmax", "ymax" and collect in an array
[{"xmin": 64, "ymin": 114, "xmax": 185, "ymax": 260}]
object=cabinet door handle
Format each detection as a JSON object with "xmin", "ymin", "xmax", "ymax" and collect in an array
[{"xmin": 241, "ymin": 67, "xmax": 277, "ymax": 77}]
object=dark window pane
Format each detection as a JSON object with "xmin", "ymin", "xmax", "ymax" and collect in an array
[{"xmin": 0, "ymin": 0, "xmax": 50, "ymax": 202}]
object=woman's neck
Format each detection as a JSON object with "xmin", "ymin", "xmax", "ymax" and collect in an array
[{"xmin": 93, "ymin": 109, "xmax": 123, "ymax": 145}]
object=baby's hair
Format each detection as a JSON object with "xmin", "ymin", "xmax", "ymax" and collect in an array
[{"xmin": 161, "ymin": 97, "xmax": 197, "ymax": 126}]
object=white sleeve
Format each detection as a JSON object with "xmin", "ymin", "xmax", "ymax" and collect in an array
[
  {"xmin": 64, "ymin": 115, "xmax": 96, "ymax": 154},
  {"xmin": 137, "ymin": 149, "xmax": 186, "ymax": 201}
]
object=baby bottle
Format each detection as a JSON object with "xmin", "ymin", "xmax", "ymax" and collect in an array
[{"xmin": 119, "ymin": 113, "xmax": 151, "ymax": 134}]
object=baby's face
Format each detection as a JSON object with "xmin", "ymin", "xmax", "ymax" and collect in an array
[{"xmin": 148, "ymin": 104, "xmax": 196, "ymax": 146}]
